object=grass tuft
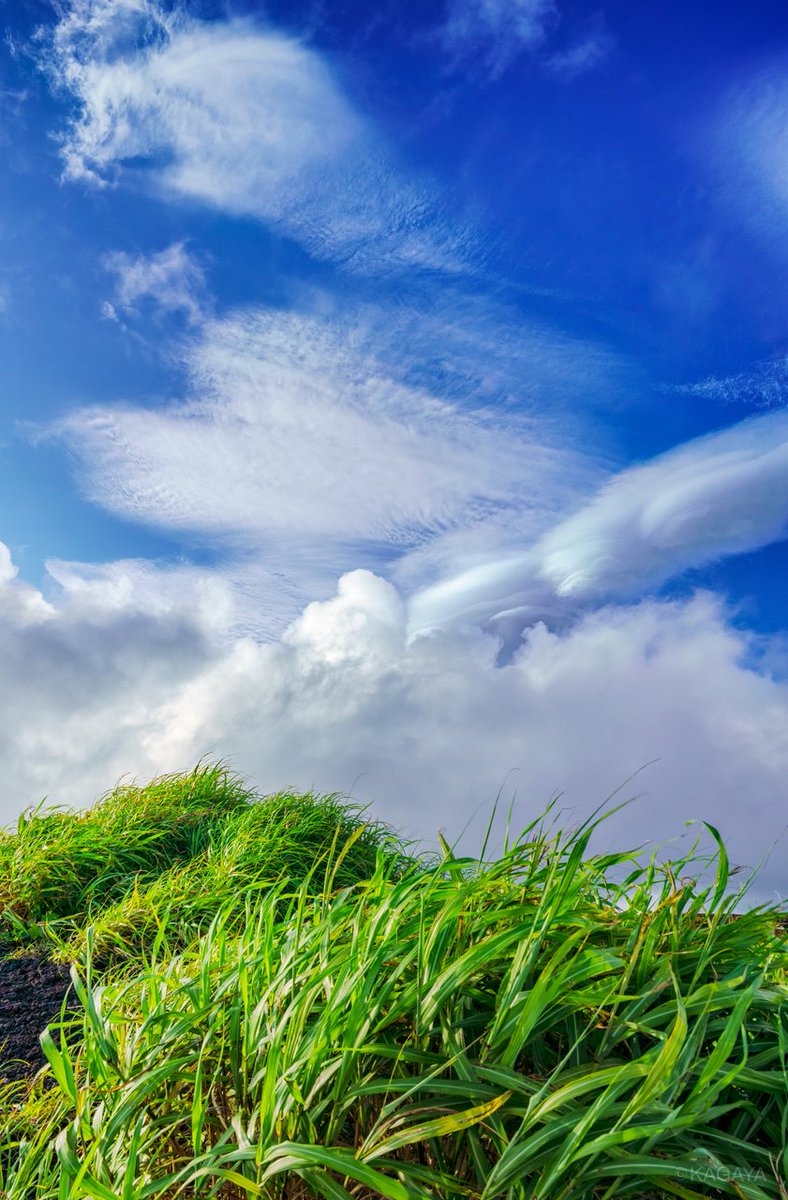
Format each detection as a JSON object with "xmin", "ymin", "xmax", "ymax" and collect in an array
[
  {"xmin": 0, "ymin": 762, "xmax": 785, "ymax": 1199},
  {"xmin": 0, "ymin": 762, "xmax": 411, "ymax": 957}
]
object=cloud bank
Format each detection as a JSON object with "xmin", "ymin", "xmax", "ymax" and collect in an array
[{"xmin": 0, "ymin": 543, "xmax": 785, "ymax": 904}]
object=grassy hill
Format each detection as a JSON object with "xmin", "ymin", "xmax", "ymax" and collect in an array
[{"xmin": 0, "ymin": 763, "xmax": 785, "ymax": 1199}]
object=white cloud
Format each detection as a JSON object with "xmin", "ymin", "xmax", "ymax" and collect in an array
[
  {"xmin": 545, "ymin": 20, "xmax": 614, "ymax": 81},
  {"xmin": 0, "ymin": 545, "xmax": 785, "ymax": 905},
  {"xmin": 410, "ymin": 410, "xmax": 788, "ymax": 639},
  {"xmin": 677, "ymin": 356, "xmax": 788, "ymax": 410},
  {"xmin": 536, "ymin": 410, "xmax": 788, "ymax": 594},
  {"xmin": 46, "ymin": 294, "xmax": 788, "ymax": 649},
  {"xmin": 54, "ymin": 315, "xmax": 527, "ymax": 542},
  {"xmin": 103, "ymin": 241, "xmax": 208, "ymax": 324},
  {"xmin": 16, "ymin": 1, "xmax": 783, "ymax": 911},
  {"xmin": 439, "ymin": 0, "xmax": 556, "ymax": 77},
  {"xmin": 435, "ymin": 0, "xmax": 613, "ymax": 82},
  {"xmin": 45, "ymin": 1, "xmax": 467, "ymax": 272},
  {"xmin": 47, "ymin": 303, "xmax": 606, "ymax": 634},
  {"xmin": 711, "ymin": 66, "xmax": 788, "ymax": 243},
  {"xmin": 52, "ymin": 3, "xmax": 359, "ymax": 193}
]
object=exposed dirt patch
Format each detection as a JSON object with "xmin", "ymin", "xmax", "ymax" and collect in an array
[{"xmin": 0, "ymin": 949, "xmax": 74, "ymax": 1083}]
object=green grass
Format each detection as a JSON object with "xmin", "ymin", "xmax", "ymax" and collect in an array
[
  {"xmin": 0, "ymin": 762, "xmax": 413, "ymax": 960},
  {"xmin": 0, "ymin": 763, "xmax": 785, "ymax": 1199}
]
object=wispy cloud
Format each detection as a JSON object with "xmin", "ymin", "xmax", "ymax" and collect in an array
[
  {"xmin": 40, "ymin": 1, "xmax": 629, "ymax": 639},
  {"xmin": 41, "ymin": 7, "xmax": 788, "ymax": 647},
  {"xmin": 438, "ymin": 0, "xmax": 556, "ymax": 78},
  {"xmin": 434, "ymin": 0, "xmax": 612, "ymax": 81},
  {"xmin": 0, "ymin": 542, "xmax": 785, "ymax": 903},
  {"xmin": 48, "ymin": 289, "xmax": 788, "ymax": 662},
  {"xmin": 678, "ymin": 356, "xmax": 788, "ymax": 410},
  {"xmin": 711, "ymin": 66, "xmax": 788, "ymax": 243},
  {"xmin": 535, "ymin": 410, "xmax": 788, "ymax": 595},
  {"xmin": 44, "ymin": 0, "xmax": 470, "ymax": 272},
  {"xmin": 544, "ymin": 16, "xmax": 614, "ymax": 81},
  {"xmin": 47, "ymin": 301, "xmax": 609, "ymax": 634},
  {"xmin": 410, "ymin": 410, "xmax": 788, "ymax": 640},
  {"xmin": 102, "ymin": 241, "xmax": 208, "ymax": 325}
]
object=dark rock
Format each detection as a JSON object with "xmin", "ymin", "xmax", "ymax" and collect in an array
[{"xmin": 0, "ymin": 950, "xmax": 74, "ymax": 1083}]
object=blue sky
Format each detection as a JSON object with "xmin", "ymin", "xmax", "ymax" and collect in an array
[{"xmin": 1, "ymin": 0, "xmax": 787, "ymax": 901}]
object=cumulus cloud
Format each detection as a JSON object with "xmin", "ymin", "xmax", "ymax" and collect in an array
[
  {"xmin": 0, "ymin": 547, "xmax": 230, "ymax": 810},
  {"xmin": 103, "ymin": 241, "xmax": 208, "ymax": 325},
  {"xmin": 0, "ymin": 544, "xmax": 785, "ymax": 904},
  {"xmin": 44, "ymin": 0, "xmax": 469, "ymax": 272},
  {"xmin": 410, "ymin": 409, "xmax": 788, "ymax": 640}
]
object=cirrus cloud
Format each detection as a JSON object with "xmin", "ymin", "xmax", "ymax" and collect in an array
[
  {"xmin": 44, "ymin": 0, "xmax": 470, "ymax": 272},
  {"xmin": 438, "ymin": 0, "xmax": 556, "ymax": 77},
  {"xmin": 102, "ymin": 241, "xmax": 208, "ymax": 325},
  {"xmin": 45, "ymin": 301, "xmax": 609, "ymax": 635}
]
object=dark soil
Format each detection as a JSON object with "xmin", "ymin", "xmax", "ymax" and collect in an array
[{"xmin": 0, "ymin": 949, "xmax": 74, "ymax": 1083}]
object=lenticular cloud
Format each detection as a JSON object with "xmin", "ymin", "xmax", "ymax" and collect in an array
[{"xmin": 409, "ymin": 409, "xmax": 788, "ymax": 638}]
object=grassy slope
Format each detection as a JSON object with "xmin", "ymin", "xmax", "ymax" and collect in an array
[{"xmin": 0, "ymin": 764, "xmax": 785, "ymax": 1200}]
